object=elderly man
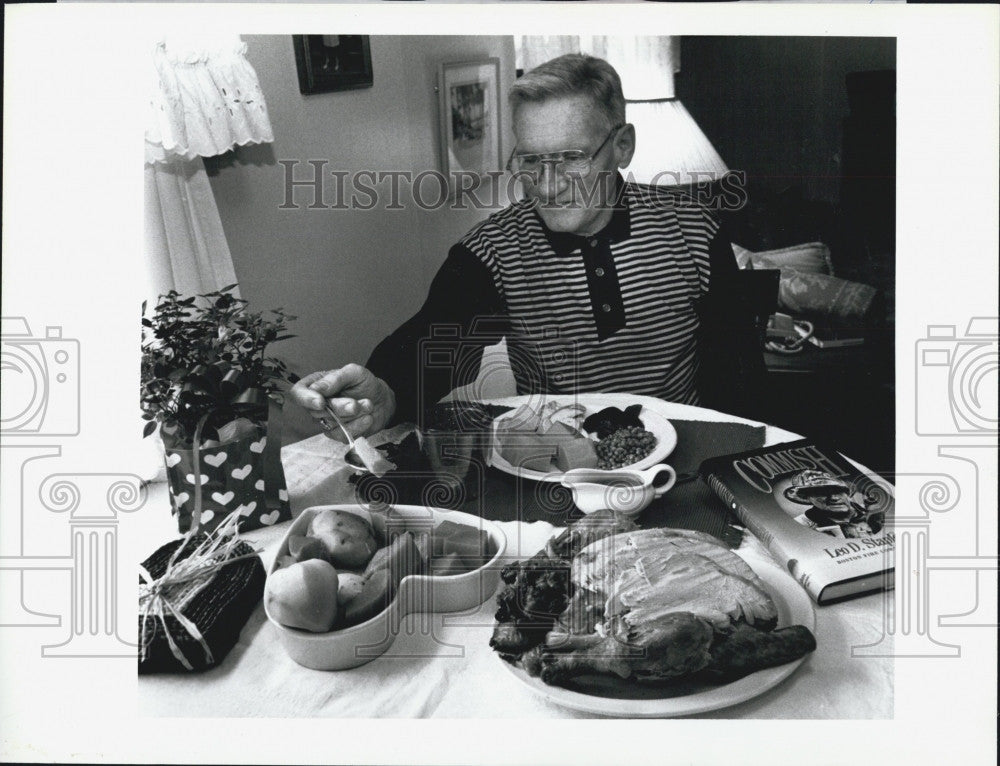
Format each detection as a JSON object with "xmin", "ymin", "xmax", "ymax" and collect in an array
[{"xmin": 291, "ymin": 53, "xmax": 764, "ymax": 437}]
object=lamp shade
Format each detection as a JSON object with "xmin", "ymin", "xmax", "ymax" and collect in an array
[
  {"xmin": 625, "ymin": 99, "xmax": 730, "ymax": 186},
  {"xmin": 594, "ymin": 36, "xmax": 678, "ymax": 101},
  {"xmin": 595, "ymin": 36, "xmax": 728, "ymax": 186}
]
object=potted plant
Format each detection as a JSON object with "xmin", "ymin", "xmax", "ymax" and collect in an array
[{"xmin": 141, "ymin": 285, "xmax": 299, "ymax": 533}]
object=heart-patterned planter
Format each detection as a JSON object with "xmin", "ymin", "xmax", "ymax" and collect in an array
[{"xmin": 162, "ymin": 422, "xmax": 291, "ymax": 534}]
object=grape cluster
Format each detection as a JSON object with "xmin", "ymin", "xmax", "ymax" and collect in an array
[{"xmin": 595, "ymin": 426, "xmax": 657, "ymax": 470}]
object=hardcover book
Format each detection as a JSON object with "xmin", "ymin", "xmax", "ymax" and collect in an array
[{"xmin": 700, "ymin": 439, "xmax": 894, "ymax": 604}]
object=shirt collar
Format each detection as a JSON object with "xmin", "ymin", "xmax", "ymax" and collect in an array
[{"xmin": 535, "ymin": 173, "xmax": 632, "ymax": 256}]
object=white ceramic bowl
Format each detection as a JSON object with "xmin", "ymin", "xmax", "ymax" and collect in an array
[{"xmin": 265, "ymin": 504, "xmax": 507, "ymax": 670}]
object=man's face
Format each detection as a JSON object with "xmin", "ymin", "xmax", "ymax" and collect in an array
[
  {"xmin": 809, "ymin": 490, "xmax": 854, "ymax": 519},
  {"xmin": 511, "ymin": 95, "xmax": 633, "ymax": 236}
]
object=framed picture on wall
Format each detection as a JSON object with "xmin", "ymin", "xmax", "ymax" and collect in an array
[
  {"xmin": 293, "ymin": 35, "xmax": 373, "ymax": 94},
  {"xmin": 438, "ymin": 58, "xmax": 502, "ymax": 197}
]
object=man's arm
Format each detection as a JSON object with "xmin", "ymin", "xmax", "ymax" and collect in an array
[
  {"xmin": 695, "ymin": 228, "xmax": 769, "ymax": 419},
  {"xmin": 366, "ymin": 244, "xmax": 507, "ymax": 427}
]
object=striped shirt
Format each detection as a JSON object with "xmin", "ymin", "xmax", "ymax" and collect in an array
[
  {"xmin": 367, "ymin": 176, "xmax": 760, "ymax": 426},
  {"xmin": 459, "ymin": 181, "xmax": 719, "ymax": 405}
]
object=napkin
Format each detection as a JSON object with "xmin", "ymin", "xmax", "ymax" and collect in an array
[{"xmin": 638, "ymin": 419, "xmax": 766, "ymax": 547}]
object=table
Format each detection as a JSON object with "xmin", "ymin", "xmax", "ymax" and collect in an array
[{"xmin": 137, "ymin": 400, "xmax": 893, "ymax": 719}]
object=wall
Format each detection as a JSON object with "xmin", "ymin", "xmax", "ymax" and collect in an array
[
  {"xmin": 207, "ymin": 35, "xmax": 516, "ymax": 442},
  {"xmin": 675, "ymin": 36, "xmax": 896, "ymax": 204}
]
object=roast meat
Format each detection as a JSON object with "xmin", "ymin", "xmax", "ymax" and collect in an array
[
  {"xmin": 572, "ymin": 528, "xmax": 779, "ymax": 631},
  {"xmin": 492, "ymin": 521, "xmax": 817, "ymax": 689}
]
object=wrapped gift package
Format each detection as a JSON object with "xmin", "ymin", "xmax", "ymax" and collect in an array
[{"xmin": 138, "ymin": 534, "xmax": 265, "ymax": 674}]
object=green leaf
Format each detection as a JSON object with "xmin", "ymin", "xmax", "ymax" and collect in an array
[{"xmin": 142, "ymin": 420, "xmax": 158, "ymax": 438}]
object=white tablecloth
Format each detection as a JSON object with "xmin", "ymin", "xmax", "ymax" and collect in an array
[{"xmin": 137, "ymin": 400, "xmax": 893, "ymax": 718}]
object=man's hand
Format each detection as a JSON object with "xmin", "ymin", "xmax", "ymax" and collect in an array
[{"xmin": 289, "ymin": 364, "xmax": 397, "ymax": 441}]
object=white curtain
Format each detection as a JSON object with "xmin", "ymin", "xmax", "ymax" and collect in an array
[
  {"xmin": 516, "ymin": 36, "xmax": 678, "ymax": 98},
  {"xmin": 141, "ymin": 35, "xmax": 274, "ymax": 481},
  {"xmin": 144, "ymin": 159, "xmax": 239, "ymax": 298},
  {"xmin": 144, "ymin": 34, "xmax": 274, "ymax": 300}
]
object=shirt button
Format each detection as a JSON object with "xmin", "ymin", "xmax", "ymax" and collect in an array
[
  {"xmin": 589, "ymin": 238, "xmax": 598, "ymax": 247},
  {"xmin": 601, "ymin": 303, "xmax": 612, "ymax": 313},
  {"xmin": 594, "ymin": 267, "xmax": 605, "ymax": 277}
]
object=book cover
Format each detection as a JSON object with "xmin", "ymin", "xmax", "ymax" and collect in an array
[{"xmin": 700, "ymin": 439, "xmax": 894, "ymax": 604}]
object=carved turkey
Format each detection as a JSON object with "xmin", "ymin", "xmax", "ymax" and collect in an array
[
  {"xmin": 511, "ymin": 527, "xmax": 815, "ymax": 687},
  {"xmin": 571, "ymin": 528, "xmax": 779, "ymax": 631}
]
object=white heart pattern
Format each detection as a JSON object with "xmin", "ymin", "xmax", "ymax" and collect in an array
[
  {"xmin": 255, "ymin": 479, "xmax": 265, "ymax": 492},
  {"xmin": 173, "ymin": 492, "xmax": 190, "ymax": 508},
  {"xmin": 199, "ymin": 509, "xmax": 215, "ymax": 525},
  {"xmin": 186, "ymin": 473, "xmax": 209, "ymax": 485},
  {"xmin": 236, "ymin": 501, "xmax": 257, "ymax": 517},
  {"xmin": 231, "ymin": 464, "xmax": 253, "ymax": 480},
  {"xmin": 278, "ymin": 489, "xmax": 288, "ymax": 502},
  {"xmin": 166, "ymin": 453, "xmax": 182, "ymax": 468},
  {"xmin": 211, "ymin": 491, "xmax": 235, "ymax": 506},
  {"xmin": 249, "ymin": 437, "xmax": 267, "ymax": 454},
  {"xmin": 259, "ymin": 510, "xmax": 280, "ymax": 525},
  {"xmin": 204, "ymin": 452, "xmax": 228, "ymax": 468}
]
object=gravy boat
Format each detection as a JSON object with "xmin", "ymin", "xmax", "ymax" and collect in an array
[{"xmin": 560, "ymin": 464, "xmax": 677, "ymax": 517}]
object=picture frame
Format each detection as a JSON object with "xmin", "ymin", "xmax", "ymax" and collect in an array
[
  {"xmin": 438, "ymin": 58, "xmax": 502, "ymax": 196},
  {"xmin": 293, "ymin": 35, "xmax": 373, "ymax": 95}
]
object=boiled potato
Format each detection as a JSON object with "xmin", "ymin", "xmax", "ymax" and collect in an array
[
  {"xmin": 336, "ymin": 572, "xmax": 366, "ymax": 606},
  {"xmin": 309, "ymin": 509, "xmax": 378, "ymax": 568},
  {"xmin": 343, "ymin": 569, "xmax": 393, "ymax": 626},
  {"xmin": 287, "ymin": 534, "xmax": 330, "ymax": 563},
  {"xmin": 265, "ymin": 559, "xmax": 339, "ymax": 633},
  {"xmin": 363, "ymin": 532, "xmax": 424, "ymax": 582}
]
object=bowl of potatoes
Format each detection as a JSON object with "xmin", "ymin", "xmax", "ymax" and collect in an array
[{"xmin": 264, "ymin": 504, "xmax": 506, "ymax": 670}]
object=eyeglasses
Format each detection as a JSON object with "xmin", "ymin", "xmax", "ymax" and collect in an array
[{"xmin": 506, "ymin": 124, "xmax": 624, "ymax": 181}]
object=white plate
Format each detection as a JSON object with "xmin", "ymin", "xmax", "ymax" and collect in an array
[
  {"xmin": 496, "ymin": 552, "xmax": 815, "ymax": 718},
  {"xmin": 485, "ymin": 394, "xmax": 678, "ymax": 482}
]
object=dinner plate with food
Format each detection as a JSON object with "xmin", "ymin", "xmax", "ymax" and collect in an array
[
  {"xmin": 490, "ymin": 511, "xmax": 816, "ymax": 717},
  {"xmin": 485, "ymin": 394, "xmax": 678, "ymax": 482}
]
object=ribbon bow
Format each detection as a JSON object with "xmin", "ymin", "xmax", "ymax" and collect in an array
[{"xmin": 177, "ymin": 362, "xmax": 269, "ymax": 441}]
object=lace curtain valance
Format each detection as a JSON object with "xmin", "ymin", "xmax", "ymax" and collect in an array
[{"xmin": 146, "ymin": 34, "xmax": 274, "ymax": 165}]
